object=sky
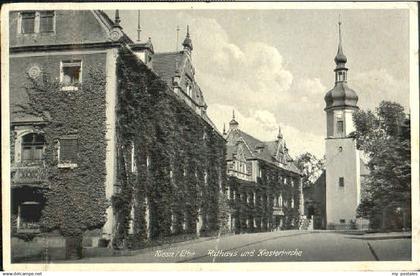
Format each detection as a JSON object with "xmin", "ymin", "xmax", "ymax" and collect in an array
[{"xmin": 108, "ymin": 8, "xmax": 410, "ymax": 158}]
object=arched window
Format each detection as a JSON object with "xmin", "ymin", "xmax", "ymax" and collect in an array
[{"xmin": 21, "ymin": 133, "xmax": 45, "ymax": 164}]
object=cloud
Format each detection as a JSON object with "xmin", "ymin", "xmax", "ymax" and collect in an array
[
  {"xmin": 175, "ymin": 14, "xmax": 293, "ymax": 112},
  {"xmin": 207, "ymin": 104, "xmax": 325, "ymax": 159},
  {"xmin": 352, "ymin": 69, "xmax": 410, "ymax": 111},
  {"xmin": 173, "ymin": 13, "xmax": 328, "ymax": 156}
]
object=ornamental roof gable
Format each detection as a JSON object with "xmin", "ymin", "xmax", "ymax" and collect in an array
[
  {"xmin": 152, "ymin": 51, "xmax": 207, "ymax": 108},
  {"xmin": 9, "ymin": 10, "xmax": 132, "ymax": 49}
]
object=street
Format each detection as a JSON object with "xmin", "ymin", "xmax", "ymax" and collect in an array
[{"xmin": 71, "ymin": 230, "xmax": 411, "ymax": 263}]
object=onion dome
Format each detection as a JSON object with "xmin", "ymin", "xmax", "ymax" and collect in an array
[
  {"xmin": 334, "ymin": 43, "xmax": 347, "ymax": 66},
  {"xmin": 182, "ymin": 25, "xmax": 193, "ymax": 52},
  {"xmin": 324, "ymin": 82, "xmax": 358, "ymax": 110},
  {"xmin": 324, "ymin": 19, "xmax": 358, "ymax": 111}
]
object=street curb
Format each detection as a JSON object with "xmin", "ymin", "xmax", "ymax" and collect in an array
[{"xmin": 110, "ymin": 234, "xmax": 232, "ymax": 258}]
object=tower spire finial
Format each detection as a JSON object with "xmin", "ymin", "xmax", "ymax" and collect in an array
[
  {"xmin": 176, "ymin": 25, "xmax": 180, "ymax": 51},
  {"xmin": 182, "ymin": 25, "xmax": 193, "ymax": 52},
  {"xmin": 334, "ymin": 14, "xmax": 347, "ymax": 66},
  {"xmin": 223, "ymin": 123, "xmax": 226, "ymax": 135},
  {"xmin": 277, "ymin": 125, "xmax": 283, "ymax": 140},
  {"xmin": 114, "ymin": 10, "xmax": 121, "ymax": 26},
  {"xmin": 338, "ymin": 14, "xmax": 342, "ymax": 49},
  {"xmin": 229, "ymin": 110, "xmax": 239, "ymax": 130},
  {"xmin": 136, "ymin": 10, "xmax": 141, "ymax": 42}
]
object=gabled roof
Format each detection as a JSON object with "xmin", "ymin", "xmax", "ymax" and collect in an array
[
  {"xmin": 226, "ymin": 128, "xmax": 301, "ymax": 175},
  {"xmin": 94, "ymin": 10, "xmax": 133, "ymax": 44},
  {"xmin": 153, "ymin": 52, "xmax": 184, "ymax": 87},
  {"xmin": 10, "ymin": 10, "xmax": 133, "ymax": 124},
  {"xmin": 152, "ymin": 51, "xmax": 218, "ymax": 133}
]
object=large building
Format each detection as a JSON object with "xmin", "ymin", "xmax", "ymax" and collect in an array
[
  {"xmin": 9, "ymin": 9, "xmax": 226, "ymax": 251},
  {"xmin": 224, "ymin": 114, "xmax": 303, "ymax": 233}
]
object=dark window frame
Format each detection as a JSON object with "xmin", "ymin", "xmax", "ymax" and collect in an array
[
  {"xmin": 58, "ymin": 136, "xmax": 79, "ymax": 165},
  {"xmin": 339, "ymin": 177, "xmax": 344, "ymax": 187},
  {"xmin": 21, "ymin": 133, "xmax": 45, "ymax": 164},
  {"xmin": 61, "ymin": 60, "xmax": 82, "ymax": 88},
  {"xmin": 39, "ymin": 10, "xmax": 55, "ymax": 33},
  {"xmin": 20, "ymin": 11, "xmax": 36, "ymax": 34},
  {"xmin": 337, "ymin": 120, "xmax": 344, "ymax": 135}
]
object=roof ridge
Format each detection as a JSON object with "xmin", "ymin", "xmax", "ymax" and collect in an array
[{"xmin": 154, "ymin": 51, "xmax": 184, "ymax": 56}]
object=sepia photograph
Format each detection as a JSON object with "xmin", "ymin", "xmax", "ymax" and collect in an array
[{"xmin": 1, "ymin": 2, "xmax": 418, "ymax": 272}]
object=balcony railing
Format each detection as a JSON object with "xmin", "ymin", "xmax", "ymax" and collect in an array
[
  {"xmin": 272, "ymin": 206, "xmax": 284, "ymax": 216},
  {"xmin": 17, "ymin": 221, "xmax": 41, "ymax": 233},
  {"xmin": 11, "ymin": 165, "xmax": 47, "ymax": 186}
]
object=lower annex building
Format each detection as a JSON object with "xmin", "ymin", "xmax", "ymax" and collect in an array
[{"xmin": 223, "ymin": 113, "xmax": 304, "ymax": 233}]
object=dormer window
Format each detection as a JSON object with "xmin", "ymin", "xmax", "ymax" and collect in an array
[
  {"xmin": 20, "ymin": 11, "xmax": 36, "ymax": 34},
  {"xmin": 40, "ymin": 11, "xmax": 55, "ymax": 33},
  {"xmin": 19, "ymin": 11, "xmax": 55, "ymax": 34},
  {"xmin": 186, "ymin": 83, "xmax": 192, "ymax": 98}
]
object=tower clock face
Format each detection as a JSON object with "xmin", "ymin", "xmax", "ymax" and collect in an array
[{"xmin": 109, "ymin": 30, "xmax": 122, "ymax": 41}]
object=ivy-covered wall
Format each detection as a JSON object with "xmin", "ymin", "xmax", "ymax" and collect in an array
[
  {"xmin": 18, "ymin": 54, "xmax": 109, "ymax": 237},
  {"xmin": 112, "ymin": 47, "xmax": 227, "ymax": 248},
  {"xmin": 228, "ymin": 161, "xmax": 301, "ymax": 233}
]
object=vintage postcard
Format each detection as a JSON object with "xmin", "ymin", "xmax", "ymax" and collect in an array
[{"xmin": 1, "ymin": 1, "xmax": 419, "ymax": 272}]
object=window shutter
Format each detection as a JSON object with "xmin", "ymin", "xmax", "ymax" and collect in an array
[
  {"xmin": 40, "ymin": 11, "xmax": 54, "ymax": 33},
  {"xmin": 60, "ymin": 138, "xmax": 78, "ymax": 163},
  {"xmin": 21, "ymin": 11, "xmax": 36, "ymax": 34}
]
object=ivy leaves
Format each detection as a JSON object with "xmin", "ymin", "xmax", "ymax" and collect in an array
[
  {"xmin": 25, "ymin": 64, "xmax": 108, "ymax": 237},
  {"xmin": 113, "ymin": 48, "xmax": 227, "ymax": 247}
]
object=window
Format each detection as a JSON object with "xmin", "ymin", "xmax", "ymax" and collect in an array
[
  {"xmin": 18, "ymin": 201, "xmax": 42, "ymax": 232},
  {"xmin": 186, "ymin": 83, "xmax": 192, "ymax": 98},
  {"xmin": 19, "ymin": 11, "xmax": 56, "ymax": 34},
  {"xmin": 21, "ymin": 11, "xmax": 36, "ymax": 34},
  {"xmin": 339, "ymin": 177, "xmax": 344, "ymax": 187},
  {"xmin": 60, "ymin": 60, "xmax": 82, "ymax": 90},
  {"xmin": 246, "ymin": 162, "xmax": 252, "ymax": 175},
  {"xmin": 58, "ymin": 137, "xmax": 78, "ymax": 167},
  {"xmin": 337, "ymin": 120, "xmax": 344, "ymax": 135},
  {"xmin": 130, "ymin": 141, "xmax": 137, "ymax": 174},
  {"xmin": 21, "ymin": 133, "xmax": 45, "ymax": 165},
  {"xmin": 39, "ymin": 11, "xmax": 54, "ymax": 33},
  {"xmin": 339, "ymin": 219, "xmax": 346, "ymax": 224}
]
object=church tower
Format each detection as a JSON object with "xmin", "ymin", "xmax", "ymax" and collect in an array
[{"xmin": 324, "ymin": 20, "xmax": 361, "ymax": 229}]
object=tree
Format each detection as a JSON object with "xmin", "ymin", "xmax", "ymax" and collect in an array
[
  {"xmin": 353, "ymin": 101, "xmax": 410, "ymax": 231},
  {"xmin": 294, "ymin": 152, "xmax": 325, "ymax": 188}
]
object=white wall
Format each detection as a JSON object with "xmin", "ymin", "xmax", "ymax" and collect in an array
[{"xmin": 325, "ymin": 138, "xmax": 360, "ymax": 227}]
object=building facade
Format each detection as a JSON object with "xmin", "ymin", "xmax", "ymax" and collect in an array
[
  {"xmin": 9, "ymin": 10, "xmax": 226, "ymax": 249},
  {"xmin": 223, "ymin": 115, "xmax": 303, "ymax": 233}
]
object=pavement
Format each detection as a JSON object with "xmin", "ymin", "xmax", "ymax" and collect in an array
[{"xmin": 63, "ymin": 230, "xmax": 411, "ymax": 263}]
